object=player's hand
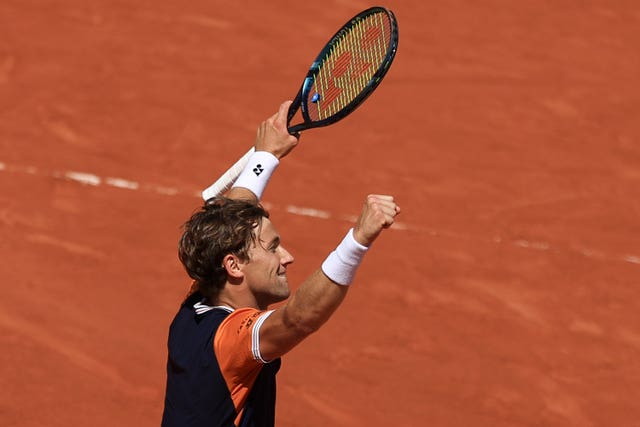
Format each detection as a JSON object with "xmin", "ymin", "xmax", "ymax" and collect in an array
[
  {"xmin": 353, "ymin": 195, "xmax": 401, "ymax": 247},
  {"xmin": 255, "ymin": 100, "xmax": 300, "ymax": 159}
]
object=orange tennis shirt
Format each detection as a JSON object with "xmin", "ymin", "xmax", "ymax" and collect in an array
[
  {"xmin": 162, "ymin": 292, "xmax": 281, "ymax": 427},
  {"xmin": 214, "ymin": 306, "xmax": 278, "ymax": 424}
]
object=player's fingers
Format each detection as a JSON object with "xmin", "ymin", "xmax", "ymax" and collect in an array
[
  {"xmin": 367, "ymin": 195, "xmax": 399, "ymax": 215},
  {"xmin": 274, "ymin": 100, "xmax": 293, "ymax": 128},
  {"xmin": 264, "ymin": 103, "xmax": 285, "ymax": 127},
  {"xmin": 375, "ymin": 205, "xmax": 400, "ymax": 229},
  {"xmin": 367, "ymin": 194, "xmax": 395, "ymax": 203},
  {"xmin": 361, "ymin": 205, "xmax": 396, "ymax": 230},
  {"xmin": 379, "ymin": 206, "xmax": 399, "ymax": 220}
]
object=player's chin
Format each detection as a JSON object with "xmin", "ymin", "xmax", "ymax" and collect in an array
[
  {"xmin": 279, "ymin": 289, "xmax": 292, "ymax": 301},
  {"xmin": 276, "ymin": 278, "xmax": 291, "ymax": 298}
]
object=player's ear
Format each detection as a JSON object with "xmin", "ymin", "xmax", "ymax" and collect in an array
[{"xmin": 222, "ymin": 254, "xmax": 244, "ymax": 279}]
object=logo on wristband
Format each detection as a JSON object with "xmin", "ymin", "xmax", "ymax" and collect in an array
[{"xmin": 253, "ymin": 164, "xmax": 264, "ymax": 176}]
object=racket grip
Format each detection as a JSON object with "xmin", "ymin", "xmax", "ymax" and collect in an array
[{"xmin": 201, "ymin": 147, "xmax": 256, "ymax": 201}]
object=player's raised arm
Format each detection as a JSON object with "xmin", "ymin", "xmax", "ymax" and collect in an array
[
  {"xmin": 214, "ymin": 101, "xmax": 299, "ymax": 202},
  {"xmin": 200, "ymin": 8, "xmax": 397, "ymax": 204},
  {"xmin": 258, "ymin": 194, "xmax": 401, "ymax": 361}
]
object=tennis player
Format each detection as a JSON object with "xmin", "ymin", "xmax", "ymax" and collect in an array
[{"xmin": 161, "ymin": 100, "xmax": 400, "ymax": 427}]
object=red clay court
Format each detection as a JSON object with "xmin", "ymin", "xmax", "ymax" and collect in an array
[{"xmin": 1, "ymin": 1, "xmax": 639, "ymax": 426}]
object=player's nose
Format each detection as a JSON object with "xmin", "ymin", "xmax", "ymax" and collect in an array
[{"xmin": 279, "ymin": 246, "xmax": 294, "ymax": 265}]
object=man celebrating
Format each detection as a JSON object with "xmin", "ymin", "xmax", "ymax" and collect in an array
[{"xmin": 162, "ymin": 101, "xmax": 400, "ymax": 427}]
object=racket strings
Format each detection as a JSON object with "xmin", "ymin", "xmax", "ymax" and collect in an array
[
  {"xmin": 310, "ymin": 12, "xmax": 392, "ymax": 121},
  {"xmin": 318, "ymin": 17, "xmax": 385, "ymax": 117}
]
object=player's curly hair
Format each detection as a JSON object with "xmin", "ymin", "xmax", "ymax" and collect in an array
[{"xmin": 178, "ymin": 197, "xmax": 269, "ymax": 299}]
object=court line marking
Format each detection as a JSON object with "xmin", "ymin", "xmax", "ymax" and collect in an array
[{"xmin": 1, "ymin": 161, "xmax": 638, "ymax": 266}]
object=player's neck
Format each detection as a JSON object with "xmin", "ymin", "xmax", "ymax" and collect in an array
[{"xmin": 213, "ymin": 285, "xmax": 261, "ymax": 311}]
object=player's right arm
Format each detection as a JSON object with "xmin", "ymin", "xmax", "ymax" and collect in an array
[
  {"xmin": 258, "ymin": 194, "xmax": 401, "ymax": 361},
  {"xmin": 226, "ymin": 100, "xmax": 299, "ymax": 202}
]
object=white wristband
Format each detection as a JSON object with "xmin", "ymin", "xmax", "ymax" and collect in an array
[
  {"xmin": 231, "ymin": 151, "xmax": 279, "ymax": 200},
  {"xmin": 321, "ymin": 228, "xmax": 369, "ymax": 286}
]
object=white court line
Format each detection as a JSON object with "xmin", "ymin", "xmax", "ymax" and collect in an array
[
  {"xmin": 286, "ymin": 205, "xmax": 331, "ymax": 219},
  {"xmin": 64, "ymin": 171, "xmax": 101, "ymax": 186},
  {"xmin": 105, "ymin": 177, "xmax": 140, "ymax": 190},
  {"xmin": 1, "ymin": 161, "xmax": 638, "ymax": 267},
  {"xmin": 624, "ymin": 256, "xmax": 640, "ymax": 265}
]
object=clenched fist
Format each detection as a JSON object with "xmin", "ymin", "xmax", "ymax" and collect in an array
[{"xmin": 353, "ymin": 195, "xmax": 401, "ymax": 247}]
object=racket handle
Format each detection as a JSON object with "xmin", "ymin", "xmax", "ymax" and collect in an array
[{"xmin": 201, "ymin": 147, "xmax": 256, "ymax": 200}]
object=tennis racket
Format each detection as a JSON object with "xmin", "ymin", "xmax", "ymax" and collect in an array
[{"xmin": 202, "ymin": 6, "xmax": 399, "ymax": 200}]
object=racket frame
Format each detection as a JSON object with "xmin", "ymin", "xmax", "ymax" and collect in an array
[
  {"xmin": 287, "ymin": 6, "xmax": 399, "ymax": 134},
  {"xmin": 202, "ymin": 7, "xmax": 399, "ymax": 200}
]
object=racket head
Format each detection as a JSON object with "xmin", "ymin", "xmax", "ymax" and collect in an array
[{"xmin": 288, "ymin": 7, "xmax": 399, "ymax": 134}]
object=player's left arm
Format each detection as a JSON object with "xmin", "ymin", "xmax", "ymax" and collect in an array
[{"xmin": 258, "ymin": 194, "xmax": 401, "ymax": 361}]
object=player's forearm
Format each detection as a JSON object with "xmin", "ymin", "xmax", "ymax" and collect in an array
[
  {"xmin": 280, "ymin": 269, "xmax": 349, "ymax": 336},
  {"xmin": 280, "ymin": 227, "xmax": 368, "ymax": 335}
]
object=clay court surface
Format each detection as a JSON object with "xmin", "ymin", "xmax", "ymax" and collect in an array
[{"xmin": 1, "ymin": 1, "xmax": 639, "ymax": 426}]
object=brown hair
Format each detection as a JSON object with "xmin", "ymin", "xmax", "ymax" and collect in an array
[{"xmin": 178, "ymin": 197, "xmax": 269, "ymax": 299}]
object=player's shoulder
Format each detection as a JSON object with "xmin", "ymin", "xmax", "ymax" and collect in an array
[{"xmin": 221, "ymin": 307, "xmax": 265, "ymax": 332}]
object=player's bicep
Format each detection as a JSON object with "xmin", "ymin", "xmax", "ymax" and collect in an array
[
  {"xmin": 257, "ymin": 303, "xmax": 314, "ymax": 361},
  {"xmin": 259, "ymin": 269, "xmax": 350, "ymax": 361}
]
